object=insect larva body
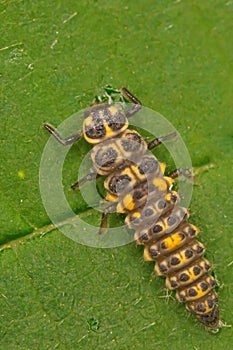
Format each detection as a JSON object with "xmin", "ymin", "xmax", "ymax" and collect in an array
[{"xmin": 44, "ymin": 87, "xmax": 220, "ymax": 331}]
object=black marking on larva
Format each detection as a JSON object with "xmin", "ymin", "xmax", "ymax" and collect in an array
[
  {"xmin": 171, "ymin": 280, "xmax": 178, "ymax": 288},
  {"xmin": 159, "ymin": 264, "xmax": 168, "ymax": 273},
  {"xmin": 149, "ymin": 247, "xmax": 159, "ymax": 258},
  {"xmin": 161, "ymin": 241, "xmax": 166, "ymax": 249},
  {"xmin": 144, "ymin": 208, "xmax": 154, "ymax": 217},
  {"xmin": 138, "ymin": 157, "xmax": 159, "ymax": 175},
  {"xmin": 105, "ymin": 108, "xmax": 126, "ymax": 131},
  {"xmin": 189, "ymin": 288, "xmax": 198, "ymax": 297},
  {"xmin": 196, "ymin": 245, "xmax": 204, "ymax": 254},
  {"xmin": 188, "ymin": 227, "xmax": 196, "ymax": 236},
  {"xmin": 121, "ymin": 138, "xmax": 141, "ymax": 152},
  {"xmin": 123, "ymin": 132, "xmax": 142, "ymax": 146},
  {"xmin": 95, "ymin": 147, "xmax": 118, "ymax": 167},
  {"xmin": 180, "ymin": 273, "xmax": 189, "ymax": 282},
  {"xmin": 167, "ymin": 215, "xmax": 177, "ymax": 226},
  {"xmin": 85, "ymin": 118, "xmax": 106, "ymax": 139},
  {"xmin": 140, "ymin": 233, "xmax": 149, "ymax": 242},
  {"xmin": 171, "ymin": 257, "xmax": 180, "ymax": 265},
  {"xmin": 152, "ymin": 224, "xmax": 163, "ymax": 233},
  {"xmin": 185, "ymin": 249, "xmax": 194, "ymax": 258},
  {"xmin": 109, "ymin": 174, "xmax": 131, "ymax": 194},
  {"xmin": 200, "ymin": 282, "xmax": 209, "ymax": 291},
  {"xmin": 158, "ymin": 200, "xmax": 166, "ymax": 209},
  {"xmin": 133, "ymin": 218, "xmax": 140, "ymax": 226},
  {"xmin": 134, "ymin": 190, "xmax": 143, "ymax": 200},
  {"xmin": 210, "ymin": 279, "xmax": 216, "ymax": 287},
  {"xmin": 193, "ymin": 266, "xmax": 201, "ymax": 275},
  {"xmin": 45, "ymin": 87, "xmax": 220, "ymax": 331},
  {"xmin": 179, "ymin": 232, "xmax": 186, "ymax": 240},
  {"xmin": 208, "ymin": 299, "xmax": 214, "ymax": 308},
  {"xmin": 197, "ymin": 304, "xmax": 206, "ymax": 313}
]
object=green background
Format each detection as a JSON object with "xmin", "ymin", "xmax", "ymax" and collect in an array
[{"xmin": 1, "ymin": 0, "xmax": 233, "ymax": 349}]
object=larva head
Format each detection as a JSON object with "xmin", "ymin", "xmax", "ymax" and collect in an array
[{"xmin": 83, "ymin": 103, "xmax": 128, "ymax": 144}]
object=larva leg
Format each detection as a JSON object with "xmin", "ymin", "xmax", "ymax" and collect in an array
[
  {"xmin": 44, "ymin": 123, "xmax": 83, "ymax": 145},
  {"xmin": 71, "ymin": 172, "xmax": 100, "ymax": 190},
  {"xmin": 99, "ymin": 203, "xmax": 117, "ymax": 235},
  {"xmin": 168, "ymin": 168, "xmax": 193, "ymax": 181},
  {"xmin": 121, "ymin": 87, "xmax": 142, "ymax": 118},
  {"xmin": 147, "ymin": 131, "xmax": 177, "ymax": 150}
]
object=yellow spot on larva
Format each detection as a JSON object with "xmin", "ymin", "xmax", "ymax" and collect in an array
[
  {"xmin": 83, "ymin": 116, "xmax": 93, "ymax": 126},
  {"xmin": 159, "ymin": 162, "xmax": 166, "ymax": 174},
  {"xmin": 179, "ymin": 251, "xmax": 189, "ymax": 264},
  {"xmin": 153, "ymin": 178, "xmax": 167, "ymax": 191},
  {"xmin": 132, "ymin": 212, "xmax": 141, "ymax": 218},
  {"xmin": 123, "ymin": 194, "xmax": 135, "ymax": 210},
  {"xmin": 179, "ymin": 254, "xmax": 186, "ymax": 264},
  {"xmin": 105, "ymin": 192, "xmax": 117, "ymax": 202},
  {"xmin": 116, "ymin": 203, "xmax": 124, "ymax": 213},
  {"xmin": 164, "ymin": 176, "xmax": 174, "ymax": 187},
  {"xmin": 162, "ymin": 233, "xmax": 183, "ymax": 250},
  {"xmin": 122, "ymin": 167, "xmax": 133, "ymax": 176},
  {"xmin": 108, "ymin": 106, "xmax": 118, "ymax": 115},
  {"xmin": 187, "ymin": 269, "xmax": 196, "ymax": 282},
  {"xmin": 144, "ymin": 247, "xmax": 154, "ymax": 261},
  {"xmin": 193, "ymin": 287, "xmax": 208, "ymax": 300},
  {"xmin": 18, "ymin": 170, "xmax": 25, "ymax": 179},
  {"xmin": 104, "ymin": 123, "xmax": 115, "ymax": 137},
  {"xmin": 165, "ymin": 192, "xmax": 176, "ymax": 202},
  {"xmin": 130, "ymin": 165, "xmax": 141, "ymax": 178}
]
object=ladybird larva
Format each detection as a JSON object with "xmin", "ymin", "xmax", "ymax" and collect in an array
[{"xmin": 44, "ymin": 87, "xmax": 220, "ymax": 331}]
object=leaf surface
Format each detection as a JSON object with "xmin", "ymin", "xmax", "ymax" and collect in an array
[{"xmin": 1, "ymin": 1, "xmax": 233, "ymax": 349}]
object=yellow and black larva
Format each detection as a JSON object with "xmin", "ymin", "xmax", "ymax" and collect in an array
[{"xmin": 44, "ymin": 87, "xmax": 220, "ymax": 331}]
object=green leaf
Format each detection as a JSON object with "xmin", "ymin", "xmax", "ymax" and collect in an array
[{"xmin": 1, "ymin": 1, "xmax": 233, "ymax": 349}]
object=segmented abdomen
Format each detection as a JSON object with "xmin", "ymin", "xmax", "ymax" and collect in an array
[
  {"xmin": 134, "ymin": 217, "xmax": 219, "ymax": 327},
  {"xmin": 125, "ymin": 175, "xmax": 219, "ymax": 330}
]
